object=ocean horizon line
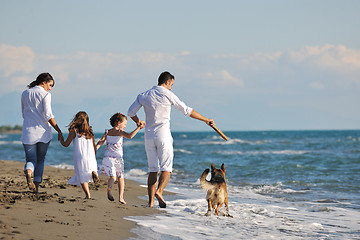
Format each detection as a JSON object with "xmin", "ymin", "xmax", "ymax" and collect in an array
[{"xmin": 1, "ymin": 128, "xmax": 360, "ymax": 135}]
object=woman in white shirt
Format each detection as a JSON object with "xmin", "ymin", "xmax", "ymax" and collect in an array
[{"xmin": 21, "ymin": 73, "xmax": 63, "ymax": 193}]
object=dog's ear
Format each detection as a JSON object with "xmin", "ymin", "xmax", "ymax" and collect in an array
[
  {"xmin": 221, "ymin": 163, "xmax": 225, "ymax": 173},
  {"xmin": 211, "ymin": 163, "xmax": 215, "ymax": 171}
]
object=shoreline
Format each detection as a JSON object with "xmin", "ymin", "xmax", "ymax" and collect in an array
[
  {"xmin": 0, "ymin": 159, "xmax": 160, "ymax": 240},
  {"xmin": 0, "ymin": 130, "xmax": 22, "ymax": 134}
]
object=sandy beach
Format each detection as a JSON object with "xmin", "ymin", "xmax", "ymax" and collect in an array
[{"xmin": 0, "ymin": 160, "xmax": 160, "ymax": 240}]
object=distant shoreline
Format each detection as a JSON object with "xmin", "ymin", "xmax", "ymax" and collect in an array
[
  {"xmin": 0, "ymin": 125, "xmax": 22, "ymax": 134},
  {"xmin": 0, "ymin": 130, "xmax": 22, "ymax": 134},
  {"xmin": 1, "ymin": 129, "xmax": 359, "ymax": 135}
]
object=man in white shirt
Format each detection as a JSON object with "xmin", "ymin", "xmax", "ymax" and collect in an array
[{"xmin": 128, "ymin": 71, "xmax": 214, "ymax": 208}]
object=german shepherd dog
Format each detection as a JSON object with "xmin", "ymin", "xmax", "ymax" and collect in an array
[{"xmin": 200, "ymin": 163, "xmax": 230, "ymax": 216}]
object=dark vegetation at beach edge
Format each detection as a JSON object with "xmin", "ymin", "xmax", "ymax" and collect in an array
[{"xmin": 0, "ymin": 125, "xmax": 22, "ymax": 133}]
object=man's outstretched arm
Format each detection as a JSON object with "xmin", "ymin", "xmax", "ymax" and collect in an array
[{"xmin": 190, "ymin": 110, "xmax": 214, "ymax": 127}]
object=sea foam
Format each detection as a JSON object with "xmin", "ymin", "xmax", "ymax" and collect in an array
[{"xmin": 126, "ymin": 179, "xmax": 360, "ymax": 240}]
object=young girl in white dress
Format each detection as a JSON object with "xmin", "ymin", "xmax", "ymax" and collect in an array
[
  {"xmin": 60, "ymin": 111, "xmax": 100, "ymax": 199},
  {"xmin": 96, "ymin": 113, "xmax": 142, "ymax": 204}
]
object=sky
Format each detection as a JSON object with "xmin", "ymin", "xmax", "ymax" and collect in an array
[{"xmin": 0, "ymin": 0, "xmax": 359, "ymax": 132}]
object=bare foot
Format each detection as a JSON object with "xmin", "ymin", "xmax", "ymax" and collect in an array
[
  {"xmin": 25, "ymin": 172, "xmax": 36, "ymax": 192},
  {"xmin": 119, "ymin": 199, "xmax": 127, "ymax": 204},
  {"xmin": 147, "ymin": 199, "xmax": 155, "ymax": 208},
  {"xmin": 107, "ymin": 188, "xmax": 114, "ymax": 201},
  {"xmin": 155, "ymin": 192, "xmax": 166, "ymax": 208},
  {"xmin": 34, "ymin": 182, "xmax": 40, "ymax": 194},
  {"xmin": 92, "ymin": 171, "xmax": 100, "ymax": 184}
]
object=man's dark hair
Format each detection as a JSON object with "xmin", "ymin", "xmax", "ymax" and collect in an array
[{"xmin": 158, "ymin": 71, "xmax": 175, "ymax": 85}]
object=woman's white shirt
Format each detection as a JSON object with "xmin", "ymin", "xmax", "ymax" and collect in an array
[{"xmin": 21, "ymin": 86, "xmax": 54, "ymax": 144}]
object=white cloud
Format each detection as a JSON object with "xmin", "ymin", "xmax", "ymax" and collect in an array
[
  {"xmin": 214, "ymin": 44, "xmax": 360, "ymax": 90},
  {"xmin": 180, "ymin": 50, "xmax": 191, "ymax": 56},
  {"xmin": 222, "ymin": 44, "xmax": 360, "ymax": 73},
  {"xmin": 1, "ymin": 43, "xmax": 360, "ymax": 98},
  {"xmin": 286, "ymin": 44, "xmax": 360, "ymax": 72},
  {"xmin": 205, "ymin": 70, "xmax": 244, "ymax": 87},
  {"xmin": 0, "ymin": 44, "xmax": 35, "ymax": 77},
  {"xmin": 1, "ymin": 43, "xmax": 359, "ymax": 131},
  {"xmin": 37, "ymin": 51, "xmax": 182, "ymax": 78},
  {"xmin": 309, "ymin": 82, "xmax": 325, "ymax": 90}
]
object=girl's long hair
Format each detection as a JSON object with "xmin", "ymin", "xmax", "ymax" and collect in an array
[
  {"xmin": 68, "ymin": 111, "xmax": 94, "ymax": 139},
  {"xmin": 28, "ymin": 73, "xmax": 54, "ymax": 88}
]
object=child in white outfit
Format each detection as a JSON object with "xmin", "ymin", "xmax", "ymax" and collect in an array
[
  {"xmin": 96, "ymin": 112, "xmax": 142, "ymax": 204},
  {"xmin": 60, "ymin": 111, "xmax": 99, "ymax": 199}
]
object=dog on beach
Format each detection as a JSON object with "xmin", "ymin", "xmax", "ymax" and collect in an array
[{"xmin": 200, "ymin": 163, "xmax": 230, "ymax": 216}]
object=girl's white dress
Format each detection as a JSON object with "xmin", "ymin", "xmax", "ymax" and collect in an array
[
  {"xmin": 68, "ymin": 131, "xmax": 98, "ymax": 186},
  {"xmin": 98, "ymin": 130, "xmax": 125, "ymax": 178}
]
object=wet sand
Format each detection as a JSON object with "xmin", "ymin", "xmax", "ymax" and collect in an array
[{"xmin": 0, "ymin": 160, "xmax": 160, "ymax": 240}]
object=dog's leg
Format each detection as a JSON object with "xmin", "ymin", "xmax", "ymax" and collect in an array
[
  {"xmin": 208, "ymin": 198, "xmax": 212, "ymax": 212},
  {"xmin": 205, "ymin": 199, "xmax": 212, "ymax": 216},
  {"xmin": 215, "ymin": 202, "xmax": 223, "ymax": 216},
  {"xmin": 224, "ymin": 195, "xmax": 232, "ymax": 217}
]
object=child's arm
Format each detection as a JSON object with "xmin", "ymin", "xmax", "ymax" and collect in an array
[
  {"xmin": 92, "ymin": 136, "xmax": 97, "ymax": 154},
  {"xmin": 60, "ymin": 129, "xmax": 76, "ymax": 147},
  {"xmin": 95, "ymin": 132, "xmax": 106, "ymax": 151},
  {"xmin": 121, "ymin": 126, "xmax": 141, "ymax": 139}
]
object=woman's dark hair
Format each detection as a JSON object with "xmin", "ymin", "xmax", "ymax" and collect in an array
[
  {"xmin": 158, "ymin": 71, "xmax": 174, "ymax": 85},
  {"xmin": 28, "ymin": 73, "xmax": 54, "ymax": 88},
  {"xmin": 110, "ymin": 113, "xmax": 127, "ymax": 127}
]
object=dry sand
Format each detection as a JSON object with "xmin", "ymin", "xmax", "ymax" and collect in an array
[{"xmin": 0, "ymin": 160, "xmax": 161, "ymax": 240}]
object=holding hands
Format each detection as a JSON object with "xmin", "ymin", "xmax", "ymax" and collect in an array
[
  {"xmin": 58, "ymin": 132, "xmax": 64, "ymax": 143},
  {"xmin": 137, "ymin": 120, "xmax": 146, "ymax": 129}
]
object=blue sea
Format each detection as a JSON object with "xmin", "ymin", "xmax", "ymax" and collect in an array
[{"xmin": 1, "ymin": 130, "xmax": 360, "ymax": 239}]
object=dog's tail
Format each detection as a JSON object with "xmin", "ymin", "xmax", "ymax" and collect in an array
[{"xmin": 200, "ymin": 168, "xmax": 214, "ymax": 191}]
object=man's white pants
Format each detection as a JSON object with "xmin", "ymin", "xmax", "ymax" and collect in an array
[{"xmin": 145, "ymin": 137, "xmax": 173, "ymax": 172}]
